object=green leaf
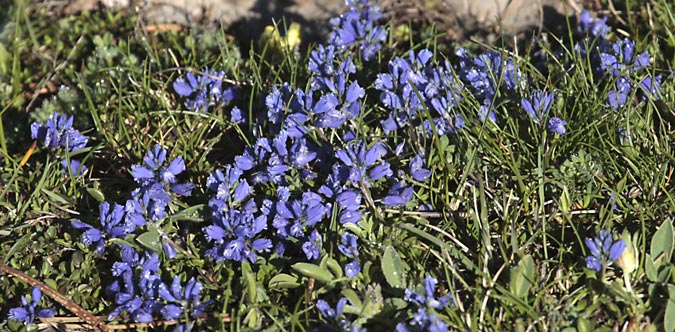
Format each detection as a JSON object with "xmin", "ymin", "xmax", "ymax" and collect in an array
[
  {"xmin": 645, "ymin": 254, "xmax": 658, "ymax": 282},
  {"xmin": 666, "ymin": 284, "xmax": 675, "ymax": 332},
  {"xmin": 136, "ymin": 230, "xmax": 162, "ymax": 253},
  {"xmin": 651, "ymin": 219, "xmax": 674, "ymax": 264},
  {"xmin": 341, "ymin": 288, "xmax": 362, "ymax": 311},
  {"xmin": 168, "ymin": 204, "xmax": 207, "ymax": 222},
  {"xmin": 382, "ymin": 245, "xmax": 406, "ymax": 288},
  {"xmin": 268, "ymin": 273, "xmax": 301, "ymax": 289},
  {"xmin": 577, "ymin": 317, "xmax": 593, "ymax": 332},
  {"xmin": 291, "ymin": 262, "xmax": 335, "ymax": 283},
  {"xmin": 362, "ymin": 283, "xmax": 384, "ymax": 318},
  {"xmin": 86, "ymin": 187, "xmax": 105, "ymax": 202},
  {"xmin": 509, "ymin": 255, "xmax": 535, "ymax": 298},
  {"xmin": 242, "ymin": 261, "xmax": 257, "ymax": 303},
  {"xmin": 324, "ymin": 256, "xmax": 343, "ymax": 279}
]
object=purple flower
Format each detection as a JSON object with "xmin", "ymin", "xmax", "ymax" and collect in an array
[
  {"xmin": 335, "ymin": 140, "xmax": 391, "ymax": 184},
  {"xmin": 397, "ymin": 276, "xmax": 453, "ymax": 332},
  {"xmin": 158, "ymin": 276, "xmax": 212, "ymax": 321},
  {"xmin": 30, "ymin": 112, "xmax": 88, "ymax": 153},
  {"xmin": 107, "ymin": 246, "xmax": 163, "ymax": 323},
  {"xmin": 579, "ymin": 10, "xmax": 609, "ymax": 37},
  {"xmin": 338, "ymin": 232, "xmax": 359, "ymax": 258},
  {"xmin": 316, "ymin": 297, "xmax": 365, "ymax": 332},
  {"xmin": 409, "ymin": 155, "xmax": 431, "ymax": 182},
  {"xmin": 607, "ymin": 76, "xmax": 631, "ymax": 110},
  {"xmin": 71, "ymin": 201, "xmax": 135, "ymax": 254},
  {"xmin": 302, "ymin": 229, "xmax": 322, "ymax": 260},
  {"xmin": 521, "ymin": 90, "xmax": 554, "ymax": 123},
  {"xmin": 131, "ymin": 145, "xmax": 195, "ymax": 220},
  {"xmin": 640, "ymin": 75, "xmax": 662, "ymax": 100},
  {"xmin": 383, "ymin": 183, "xmax": 414, "ymax": 207},
  {"xmin": 345, "ymin": 260, "xmax": 361, "ymax": 279},
  {"xmin": 173, "ymin": 67, "xmax": 237, "ymax": 112},
  {"xmin": 328, "ymin": 0, "xmax": 387, "ymax": 60},
  {"xmin": 61, "ymin": 158, "xmax": 86, "ymax": 176},
  {"xmin": 231, "ymin": 106, "xmax": 243, "ymax": 123},
  {"xmin": 547, "ymin": 117, "xmax": 567, "ymax": 135},
  {"xmin": 7, "ymin": 286, "xmax": 56, "ymax": 325},
  {"xmin": 584, "ymin": 229, "xmax": 626, "ymax": 271}
]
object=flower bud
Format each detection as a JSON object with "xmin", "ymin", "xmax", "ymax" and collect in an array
[{"xmin": 615, "ymin": 232, "xmax": 638, "ymax": 274}]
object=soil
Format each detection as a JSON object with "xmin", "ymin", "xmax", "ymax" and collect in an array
[{"xmin": 44, "ymin": 0, "xmax": 584, "ymax": 44}]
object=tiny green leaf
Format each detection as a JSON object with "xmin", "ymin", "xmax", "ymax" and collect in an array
[
  {"xmin": 291, "ymin": 262, "xmax": 335, "ymax": 283},
  {"xmin": 382, "ymin": 245, "xmax": 406, "ymax": 288},
  {"xmin": 651, "ymin": 219, "xmax": 674, "ymax": 264},
  {"xmin": 136, "ymin": 230, "xmax": 162, "ymax": 253},
  {"xmin": 86, "ymin": 187, "xmax": 106, "ymax": 202},
  {"xmin": 666, "ymin": 284, "xmax": 675, "ymax": 332},
  {"xmin": 268, "ymin": 273, "xmax": 301, "ymax": 289},
  {"xmin": 510, "ymin": 254, "xmax": 535, "ymax": 298}
]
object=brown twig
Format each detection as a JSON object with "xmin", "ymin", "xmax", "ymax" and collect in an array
[{"xmin": 0, "ymin": 263, "xmax": 111, "ymax": 332}]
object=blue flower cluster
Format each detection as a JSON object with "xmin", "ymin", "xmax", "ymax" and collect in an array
[
  {"xmin": 7, "ymin": 286, "xmax": 56, "ymax": 325},
  {"xmin": 396, "ymin": 276, "xmax": 453, "ymax": 332},
  {"xmin": 574, "ymin": 11, "xmax": 662, "ymax": 110},
  {"xmin": 315, "ymin": 297, "xmax": 365, "ymax": 332},
  {"xmin": 69, "ymin": 146, "xmax": 207, "ymax": 326},
  {"xmin": 105, "ymin": 245, "xmax": 211, "ymax": 328},
  {"xmin": 328, "ymin": 0, "xmax": 387, "ymax": 60},
  {"xmin": 30, "ymin": 111, "xmax": 89, "ymax": 175},
  {"xmin": 584, "ymin": 229, "xmax": 626, "ymax": 272},
  {"xmin": 131, "ymin": 144, "xmax": 195, "ymax": 221},
  {"xmin": 173, "ymin": 67, "xmax": 237, "ymax": 113},
  {"xmin": 35, "ymin": 0, "xmax": 667, "ymax": 330},
  {"xmin": 72, "ymin": 145, "xmax": 194, "ymax": 258}
]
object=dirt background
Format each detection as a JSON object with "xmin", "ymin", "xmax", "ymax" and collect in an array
[{"xmin": 41, "ymin": 0, "xmax": 588, "ymax": 40}]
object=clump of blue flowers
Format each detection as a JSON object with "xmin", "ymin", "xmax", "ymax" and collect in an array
[
  {"xmin": 584, "ymin": 229, "xmax": 626, "ymax": 272},
  {"xmin": 315, "ymin": 297, "xmax": 365, "ymax": 332},
  {"xmin": 131, "ymin": 144, "xmax": 196, "ymax": 221},
  {"xmin": 173, "ymin": 67, "xmax": 238, "ymax": 113},
  {"xmin": 7, "ymin": 286, "xmax": 56, "ymax": 325},
  {"xmin": 30, "ymin": 111, "xmax": 89, "ymax": 175},
  {"xmin": 397, "ymin": 276, "xmax": 453, "ymax": 332},
  {"xmin": 329, "ymin": 0, "xmax": 387, "ymax": 61},
  {"xmin": 106, "ymin": 245, "xmax": 210, "ymax": 329}
]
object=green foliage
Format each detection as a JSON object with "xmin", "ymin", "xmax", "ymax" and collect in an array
[{"xmin": 1, "ymin": 0, "xmax": 675, "ymax": 331}]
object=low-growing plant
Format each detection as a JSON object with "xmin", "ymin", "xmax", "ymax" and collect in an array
[{"xmin": 2, "ymin": 0, "xmax": 675, "ymax": 331}]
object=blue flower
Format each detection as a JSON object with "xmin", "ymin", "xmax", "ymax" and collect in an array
[
  {"xmin": 383, "ymin": 182, "xmax": 414, "ymax": 207},
  {"xmin": 328, "ymin": 0, "xmax": 387, "ymax": 60},
  {"xmin": 547, "ymin": 117, "xmax": 567, "ymax": 135},
  {"xmin": 173, "ymin": 67, "xmax": 237, "ymax": 112},
  {"xmin": 158, "ymin": 276, "xmax": 212, "ymax": 321},
  {"xmin": 61, "ymin": 158, "xmax": 86, "ymax": 176},
  {"xmin": 409, "ymin": 155, "xmax": 431, "ymax": 182},
  {"xmin": 579, "ymin": 10, "xmax": 609, "ymax": 37},
  {"xmin": 397, "ymin": 276, "xmax": 453, "ymax": 332},
  {"xmin": 335, "ymin": 140, "xmax": 391, "ymax": 185},
  {"xmin": 338, "ymin": 232, "xmax": 359, "ymax": 258},
  {"xmin": 584, "ymin": 229, "xmax": 626, "ymax": 271},
  {"xmin": 521, "ymin": 90, "xmax": 555, "ymax": 123},
  {"xmin": 107, "ymin": 246, "xmax": 164, "ymax": 323},
  {"xmin": 640, "ymin": 75, "xmax": 662, "ymax": 100},
  {"xmin": 131, "ymin": 145, "xmax": 195, "ymax": 220},
  {"xmin": 302, "ymin": 229, "xmax": 323, "ymax": 260},
  {"xmin": 315, "ymin": 297, "xmax": 365, "ymax": 332},
  {"xmin": 31, "ymin": 112, "xmax": 88, "ymax": 152},
  {"xmin": 72, "ymin": 201, "xmax": 136, "ymax": 254},
  {"xmin": 607, "ymin": 76, "xmax": 631, "ymax": 110},
  {"xmin": 7, "ymin": 286, "xmax": 56, "ymax": 325},
  {"xmin": 345, "ymin": 260, "xmax": 360, "ymax": 279}
]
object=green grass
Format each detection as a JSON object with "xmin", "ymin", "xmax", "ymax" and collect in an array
[{"xmin": 2, "ymin": 0, "xmax": 675, "ymax": 331}]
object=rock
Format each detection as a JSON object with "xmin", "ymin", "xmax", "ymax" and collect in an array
[{"xmin": 54, "ymin": 0, "xmax": 581, "ymax": 41}]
